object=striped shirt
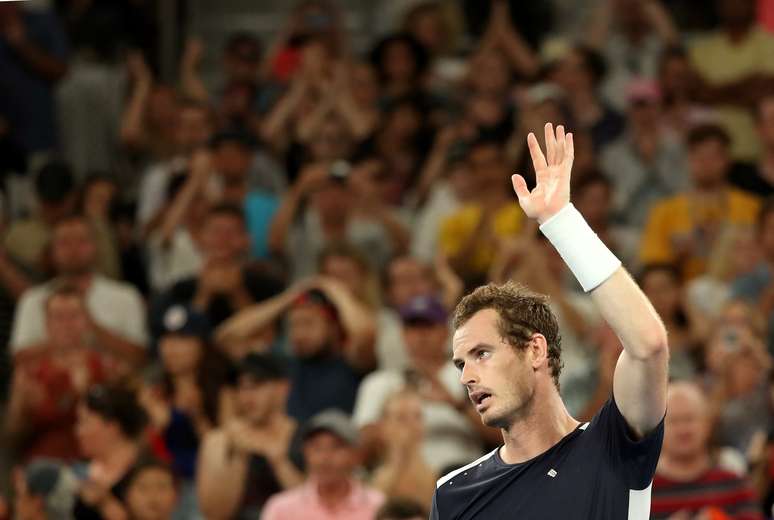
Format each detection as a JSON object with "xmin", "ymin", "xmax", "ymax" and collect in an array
[{"xmin": 651, "ymin": 467, "xmax": 763, "ymax": 519}]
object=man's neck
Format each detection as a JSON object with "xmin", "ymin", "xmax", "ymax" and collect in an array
[
  {"xmin": 316, "ymin": 478, "xmax": 351, "ymax": 508},
  {"xmin": 59, "ymin": 272, "xmax": 94, "ymax": 292},
  {"xmin": 658, "ymin": 452, "xmax": 711, "ymax": 482},
  {"xmin": 499, "ymin": 385, "xmax": 580, "ymax": 464}
]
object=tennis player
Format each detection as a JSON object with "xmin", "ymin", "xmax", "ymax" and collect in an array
[{"xmin": 430, "ymin": 123, "xmax": 669, "ymax": 519}]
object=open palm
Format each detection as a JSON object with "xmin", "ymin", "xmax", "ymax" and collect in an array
[{"xmin": 511, "ymin": 123, "xmax": 574, "ymax": 224}]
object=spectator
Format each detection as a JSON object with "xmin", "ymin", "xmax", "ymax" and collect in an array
[
  {"xmin": 652, "ymin": 381, "xmax": 763, "ymax": 519},
  {"xmin": 13, "ymin": 459, "xmax": 79, "ymax": 520},
  {"xmin": 0, "ymin": 1, "xmax": 68, "ymax": 156},
  {"xmin": 729, "ymin": 94, "xmax": 774, "ymax": 197},
  {"xmin": 439, "ymin": 137, "xmax": 525, "ymax": 287},
  {"xmin": 375, "ymin": 497, "xmax": 427, "ymax": 520},
  {"xmin": 370, "ymin": 33, "xmax": 430, "ymax": 103},
  {"xmin": 6, "ymin": 286, "xmax": 107, "ymax": 463},
  {"xmin": 136, "ymin": 100, "xmax": 216, "ymax": 234},
  {"xmin": 657, "ymin": 46, "xmax": 716, "ymax": 138},
  {"xmin": 689, "ymin": 0, "xmax": 774, "ymax": 161},
  {"xmin": 640, "ymin": 124, "xmax": 761, "ymax": 280},
  {"xmin": 216, "ymin": 282, "xmax": 372, "ymax": 421},
  {"xmin": 140, "ymin": 305, "xmax": 231, "ymax": 519},
  {"xmin": 149, "ymin": 203, "xmax": 284, "ymax": 340},
  {"xmin": 197, "ymin": 353, "xmax": 301, "ymax": 520},
  {"xmin": 370, "ymin": 390, "xmax": 436, "ymax": 509},
  {"xmin": 550, "ymin": 44, "xmax": 625, "ymax": 151},
  {"xmin": 474, "ymin": 0, "xmax": 540, "ymax": 82},
  {"xmin": 353, "ymin": 295, "xmax": 491, "ymax": 473},
  {"xmin": 261, "ymin": 409, "xmax": 385, "ymax": 520},
  {"xmin": 585, "ymin": 0, "xmax": 679, "ymax": 110},
  {"xmin": 72, "ymin": 385, "xmax": 149, "ymax": 519},
  {"xmin": 601, "ymin": 79, "xmax": 688, "ymax": 230},
  {"xmin": 123, "ymin": 459, "xmax": 178, "ymax": 520},
  {"xmin": 268, "ymin": 161, "xmax": 408, "ymax": 281},
  {"xmin": 11, "ymin": 215, "xmax": 147, "ymax": 369}
]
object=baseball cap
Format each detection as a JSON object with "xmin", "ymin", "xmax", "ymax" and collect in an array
[
  {"xmin": 160, "ymin": 305, "xmax": 212, "ymax": 340},
  {"xmin": 399, "ymin": 295, "xmax": 448, "ymax": 325},
  {"xmin": 236, "ymin": 352, "xmax": 288, "ymax": 382},
  {"xmin": 302, "ymin": 409, "xmax": 359, "ymax": 446},
  {"xmin": 626, "ymin": 78, "xmax": 661, "ymax": 105},
  {"xmin": 24, "ymin": 459, "xmax": 78, "ymax": 517}
]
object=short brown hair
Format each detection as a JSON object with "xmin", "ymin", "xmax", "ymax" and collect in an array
[
  {"xmin": 686, "ymin": 123, "xmax": 731, "ymax": 149},
  {"xmin": 452, "ymin": 281, "xmax": 563, "ymax": 388}
]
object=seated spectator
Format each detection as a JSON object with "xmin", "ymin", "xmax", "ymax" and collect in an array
[
  {"xmin": 268, "ymin": 160, "xmax": 409, "ymax": 281},
  {"xmin": 11, "ymin": 215, "xmax": 147, "ymax": 369},
  {"xmin": 6, "ymin": 286, "xmax": 107, "ymax": 463},
  {"xmin": 640, "ymin": 124, "xmax": 761, "ymax": 280},
  {"xmin": 197, "ymin": 353, "xmax": 301, "ymax": 520},
  {"xmin": 439, "ymin": 137, "xmax": 525, "ymax": 288},
  {"xmin": 729, "ymin": 94, "xmax": 774, "ymax": 197},
  {"xmin": 261, "ymin": 409, "xmax": 385, "ymax": 520},
  {"xmin": 375, "ymin": 497, "xmax": 427, "ymax": 520},
  {"xmin": 72, "ymin": 385, "xmax": 149, "ymax": 519},
  {"xmin": 123, "ymin": 459, "xmax": 178, "ymax": 520},
  {"xmin": 216, "ymin": 282, "xmax": 372, "ymax": 420},
  {"xmin": 652, "ymin": 381, "xmax": 763, "ymax": 519},
  {"xmin": 13, "ymin": 459, "xmax": 79, "ymax": 520},
  {"xmin": 657, "ymin": 46, "xmax": 717, "ymax": 138},
  {"xmin": 140, "ymin": 305, "xmax": 232, "ymax": 519},
  {"xmin": 600, "ymin": 79, "xmax": 688, "ymax": 230},
  {"xmin": 354, "ymin": 295, "xmax": 491, "ymax": 473},
  {"xmin": 149, "ymin": 203, "xmax": 284, "ymax": 340},
  {"xmin": 370, "ymin": 390, "xmax": 436, "ymax": 509}
]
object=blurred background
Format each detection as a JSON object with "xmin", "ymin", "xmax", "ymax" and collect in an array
[{"xmin": 1, "ymin": 0, "xmax": 774, "ymax": 518}]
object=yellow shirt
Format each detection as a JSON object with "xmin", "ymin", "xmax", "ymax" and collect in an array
[
  {"xmin": 439, "ymin": 202, "xmax": 524, "ymax": 278},
  {"xmin": 640, "ymin": 188, "xmax": 760, "ymax": 279},
  {"xmin": 690, "ymin": 26, "xmax": 774, "ymax": 160}
]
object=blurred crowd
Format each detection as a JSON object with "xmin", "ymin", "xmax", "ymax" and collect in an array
[{"xmin": 1, "ymin": 0, "xmax": 774, "ymax": 518}]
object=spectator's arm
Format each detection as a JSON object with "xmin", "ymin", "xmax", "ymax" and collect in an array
[
  {"xmin": 412, "ymin": 127, "xmax": 456, "ymax": 209},
  {"xmin": 492, "ymin": 1, "xmax": 540, "ymax": 79},
  {"xmin": 259, "ymin": 78, "xmax": 308, "ymax": 150},
  {"xmin": 158, "ymin": 151, "xmax": 211, "ymax": 244},
  {"xmin": 295, "ymin": 89, "xmax": 337, "ymax": 144},
  {"xmin": 585, "ymin": 0, "xmax": 614, "ymax": 49},
  {"xmin": 196, "ymin": 430, "xmax": 249, "ymax": 520},
  {"xmin": 119, "ymin": 52, "xmax": 153, "ymax": 150},
  {"xmin": 3, "ymin": 17, "xmax": 67, "ymax": 82},
  {"xmin": 314, "ymin": 276, "xmax": 377, "ymax": 372},
  {"xmin": 214, "ymin": 283, "xmax": 307, "ymax": 347},
  {"xmin": 0, "ymin": 250, "xmax": 31, "ymax": 300},
  {"xmin": 369, "ymin": 206, "xmax": 411, "ymax": 256},
  {"xmin": 642, "ymin": 0, "xmax": 679, "ymax": 45},
  {"xmin": 179, "ymin": 38, "xmax": 210, "ymax": 102},
  {"xmin": 90, "ymin": 321, "xmax": 146, "ymax": 368},
  {"xmin": 334, "ymin": 92, "xmax": 377, "ymax": 140}
]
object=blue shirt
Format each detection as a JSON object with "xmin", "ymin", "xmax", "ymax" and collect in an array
[
  {"xmin": 286, "ymin": 352, "xmax": 362, "ymax": 424},
  {"xmin": 431, "ymin": 399, "xmax": 664, "ymax": 520},
  {"xmin": 244, "ymin": 191, "xmax": 279, "ymax": 259}
]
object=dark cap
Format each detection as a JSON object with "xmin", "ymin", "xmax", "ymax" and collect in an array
[
  {"xmin": 236, "ymin": 352, "xmax": 288, "ymax": 382},
  {"xmin": 399, "ymin": 295, "xmax": 448, "ymax": 325},
  {"xmin": 24, "ymin": 459, "xmax": 78, "ymax": 510},
  {"xmin": 302, "ymin": 409, "xmax": 359, "ymax": 446},
  {"xmin": 161, "ymin": 305, "xmax": 212, "ymax": 340}
]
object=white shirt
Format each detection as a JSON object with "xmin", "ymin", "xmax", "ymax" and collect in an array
[
  {"xmin": 11, "ymin": 275, "xmax": 148, "ymax": 352},
  {"xmin": 147, "ymin": 228, "xmax": 203, "ymax": 293},
  {"xmin": 353, "ymin": 363, "xmax": 483, "ymax": 472}
]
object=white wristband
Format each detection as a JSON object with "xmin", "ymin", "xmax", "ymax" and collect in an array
[{"xmin": 538, "ymin": 204, "xmax": 621, "ymax": 292}]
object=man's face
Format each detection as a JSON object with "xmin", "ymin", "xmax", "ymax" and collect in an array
[
  {"xmin": 199, "ymin": 214, "xmax": 248, "ymax": 263},
  {"xmin": 303, "ymin": 431, "xmax": 356, "ymax": 486},
  {"xmin": 388, "ymin": 258, "xmax": 433, "ymax": 308},
  {"xmin": 213, "ymin": 143, "xmax": 252, "ymax": 187},
  {"xmin": 46, "ymin": 294, "xmax": 90, "ymax": 349},
  {"xmin": 287, "ymin": 305, "xmax": 333, "ymax": 358},
  {"xmin": 52, "ymin": 220, "xmax": 97, "ymax": 276},
  {"xmin": 125, "ymin": 467, "xmax": 177, "ymax": 520},
  {"xmin": 403, "ymin": 322, "xmax": 448, "ymax": 367},
  {"xmin": 452, "ymin": 309, "xmax": 536, "ymax": 429},
  {"xmin": 236, "ymin": 377, "xmax": 282, "ymax": 424},
  {"xmin": 662, "ymin": 387, "xmax": 711, "ymax": 461},
  {"xmin": 75, "ymin": 404, "xmax": 116, "ymax": 459},
  {"xmin": 159, "ymin": 335, "xmax": 203, "ymax": 376},
  {"xmin": 468, "ymin": 144, "xmax": 507, "ymax": 187},
  {"xmin": 310, "ymin": 182, "xmax": 351, "ymax": 221},
  {"xmin": 175, "ymin": 107, "xmax": 212, "ymax": 152},
  {"xmin": 688, "ymin": 139, "xmax": 730, "ymax": 188},
  {"xmin": 321, "ymin": 256, "xmax": 366, "ymax": 299},
  {"xmin": 224, "ymin": 44, "xmax": 261, "ymax": 83}
]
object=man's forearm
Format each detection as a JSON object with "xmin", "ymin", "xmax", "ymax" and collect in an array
[{"xmin": 91, "ymin": 324, "xmax": 146, "ymax": 367}]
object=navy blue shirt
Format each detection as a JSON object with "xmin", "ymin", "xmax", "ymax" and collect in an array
[
  {"xmin": 286, "ymin": 351, "xmax": 362, "ymax": 423},
  {"xmin": 431, "ymin": 398, "xmax": 664, "ymax": 520}
]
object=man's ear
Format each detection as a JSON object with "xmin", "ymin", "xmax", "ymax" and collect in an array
[{"xmin": 529, "ymin": 333, "xmax": 549, "ymax": 372}]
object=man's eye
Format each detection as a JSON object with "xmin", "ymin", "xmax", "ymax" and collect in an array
[{"xmin": 477, "ymin": 351, "xmax": 491, "ymax": 360}]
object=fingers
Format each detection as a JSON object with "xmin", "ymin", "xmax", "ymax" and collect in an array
[
  {"xmin": 544, "ymin": 123, "xmax": 556, "ymax": 165},
  {"xmin": 511, "ymin": 174, "xmax": 530, "ymax": 201},
  {"xmin": 526, "ymin": 132, "xmax": 547, "ymax": 171},
  {"xmin": 555, "ymin": 125, "xmax": 565, "ymax": 164},
  {"xmin": 565, "ymin": 132, "xmax": 574, "ymax": 162}
]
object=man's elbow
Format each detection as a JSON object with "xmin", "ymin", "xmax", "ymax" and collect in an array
[{"xmin": 640, "ymin": 328, "xmax": 669, "ymax": 360}]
